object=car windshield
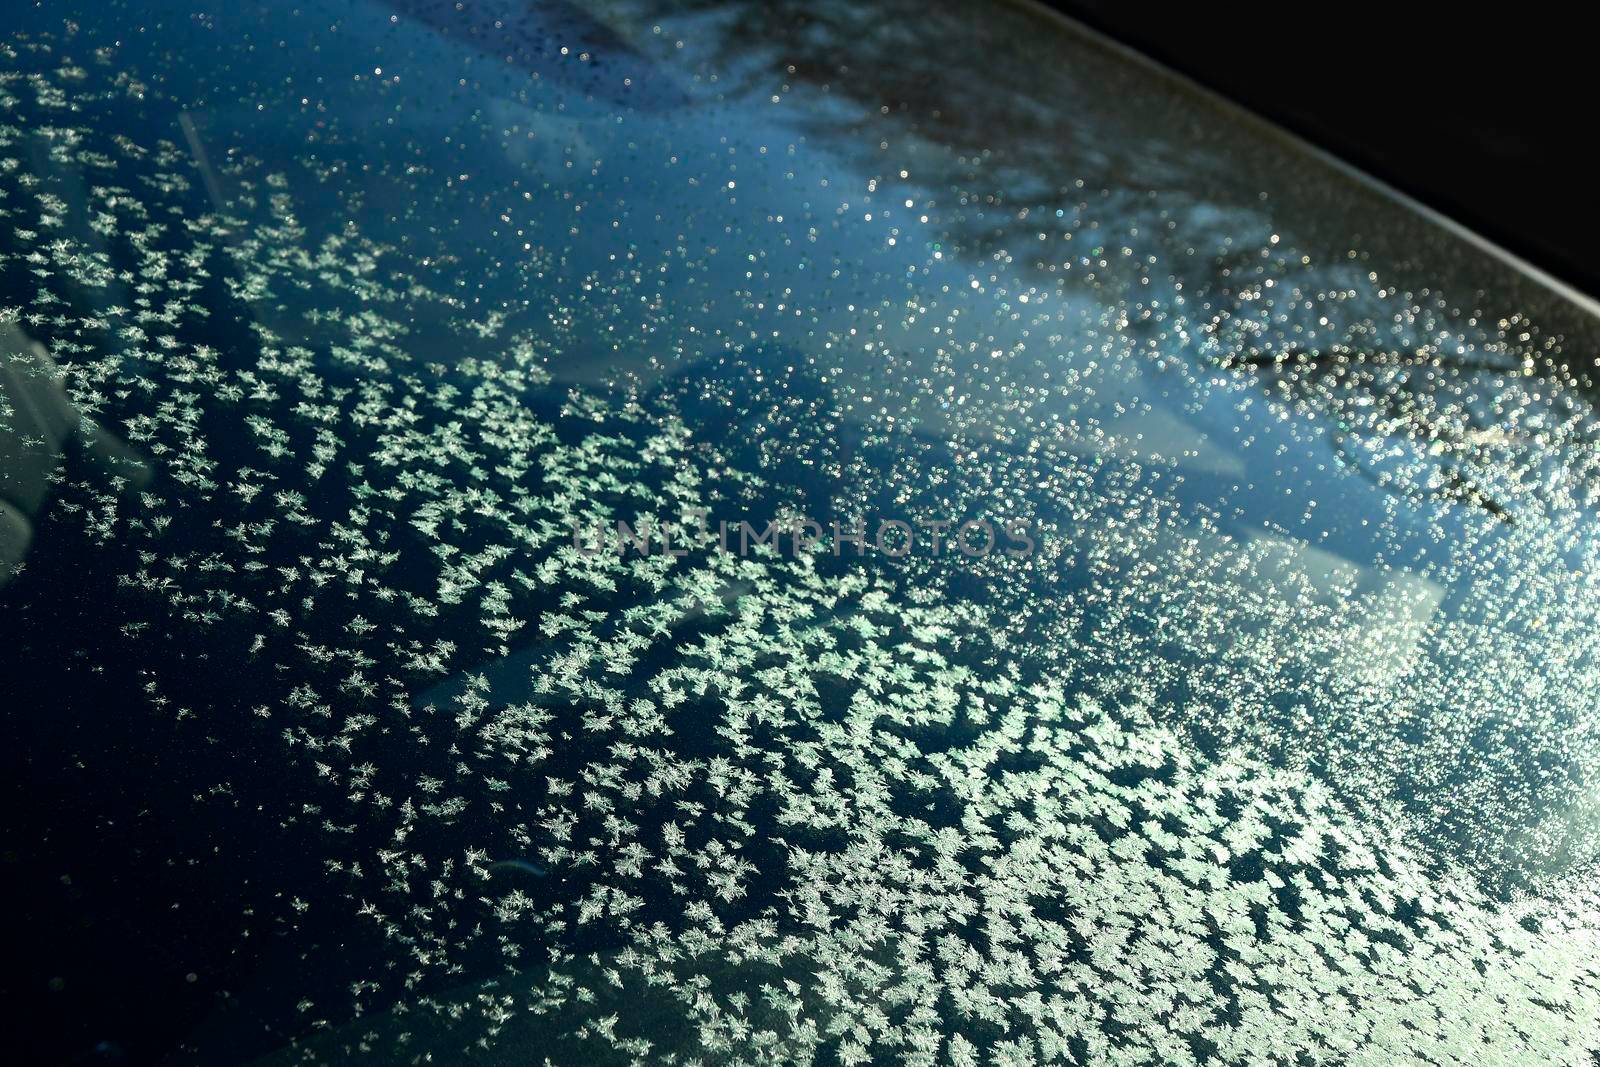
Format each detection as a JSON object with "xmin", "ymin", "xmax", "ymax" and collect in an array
[{"xmin": 4, "ymin": 2, "xmax": 1599, "ymax": 1063}]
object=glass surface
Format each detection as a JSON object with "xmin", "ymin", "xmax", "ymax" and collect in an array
[{"xmin": 3, "ymin": 2, "xmax": 1598, "ymax": 1063}]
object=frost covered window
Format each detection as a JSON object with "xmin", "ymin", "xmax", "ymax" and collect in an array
[{"xmin": 3, "ymin": 2, "xmax": 1599, "ymax": 1064}]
